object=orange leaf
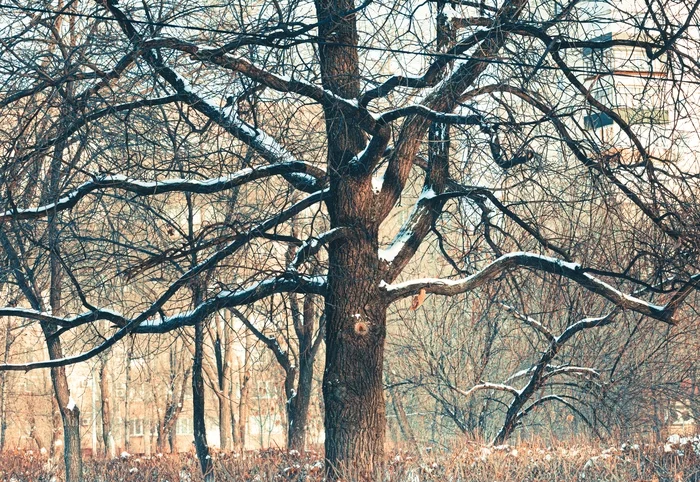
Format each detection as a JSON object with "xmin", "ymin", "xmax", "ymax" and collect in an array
[{"xmin": 410, "ymin": 288, "xmax": 427, "ymax": 311}]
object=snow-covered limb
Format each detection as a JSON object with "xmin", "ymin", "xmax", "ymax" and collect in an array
[
  {"xmin": 544, "ymin": 366, "xmax": 600, "ymax": 380},
  {"xmin": 289, "ymin": 228, "xmax": 348, "ymax": 271},
  {"xmin": 139, "ymin": 39, "xmax": 375, "ymax": 130},
  {"xmin": 448, "ymin": 382, "xmax": 521, "ymax": 398},
  {"xmin": 379, "ymin": 105, "xmax": 483, "ymax": 125},
  {"xmin": 501, "ymin": 302, "xmax": 555, "ymax": 341},
  {"xmin": 113, "ymin": 31, "xmax": 322, "ymax": 193},
  {"xmin": 378, "ymin": 186, "xmax": 445, "ymax": 270},
  {"xmin": 0, "ymin": 191, "xmax": 326, "ymax": 372},
  {"xmin": 0, "ymin": 307, "xmax": 126, "ymax": 328},
  {"xmin": 506, "ymin": 365, "xmax": 600, "ymax": 383},
  {"xmin": 491, "ymin": 309, "xmax": 616, "ymax": 444},
  {"xmin": 381, "ymin": 252, "xmax": 698, "ymax": 324},
  {"xmin": 134, "ymin": 275, "xmax": 327, "ymax": 334},
  {"xmin": 0, "ymin": 162, "xmax": 324, "ymax": 222},
  {"xmin": 0, "ymin": 274, "xmax": 326, "ymax": 371}
]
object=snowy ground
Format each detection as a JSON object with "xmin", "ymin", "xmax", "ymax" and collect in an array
[{"xmin": 0, "ymin": 435, "xmax": 698, "ymax": 481}]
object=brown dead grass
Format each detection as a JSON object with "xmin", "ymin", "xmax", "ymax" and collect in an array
[{"xmin": 0, "ymin": 437, "xmax": 698, "ymax": 481}]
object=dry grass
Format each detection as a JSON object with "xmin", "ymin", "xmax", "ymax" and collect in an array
[{"xmin": 0, "ymin": 436, "xmax": 698, "ymax": 481}]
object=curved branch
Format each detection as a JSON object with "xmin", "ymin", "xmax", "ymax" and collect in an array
[
  {"xmin": 447, "ymin": 381, "xmax": 520, "ymax": 398},
  {"xmin": 0, "ymin": 274, "xmax": 326, "ymax": 371},
  {"xmin": 1, "ymin": 162, "xmax": 325, "ymax": 222},
  {"xmin": 381, "ymin": 252, "xmax": 699, "ymax": 323},
  {"xmin": 0, "ymin": 189, "xmax": 326, "ymax": 371},
  {"xmin": 289, "ymin": 227, "xmax": 348, "ymax": 271}
]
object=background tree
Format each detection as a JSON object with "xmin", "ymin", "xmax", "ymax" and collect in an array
[{"xmin": 1, "ymin": 0, "xmax": 700, "ymax": 481}]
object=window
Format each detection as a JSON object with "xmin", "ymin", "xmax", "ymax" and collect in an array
[
  {"xmin": 583, "ymin": 33, "xmax": 612, "ymax": 72},
  {"xmin": 176, "ymin": 416, "xmax": 193, "ymax": 435},
  {"xmin": 128, "ymin": 419, "xmax": 144, "ymax": 436}
]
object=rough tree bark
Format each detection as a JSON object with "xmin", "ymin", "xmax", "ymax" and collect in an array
[{"xmin": 313, "ymin": 0, "xmax": 387, "ymax": 476}]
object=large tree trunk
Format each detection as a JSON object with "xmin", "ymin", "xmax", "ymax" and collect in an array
[
  {"xmin": 312, "ymin": 0, "xmax": 387, "ymax": 477},
  {"xmin": 323, "ymin": 233, "xmax": 386, "ymax": 480}
]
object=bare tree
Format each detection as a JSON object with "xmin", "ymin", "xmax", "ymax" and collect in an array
[{"xmin": 2, "ymin": 0, "xmax": 700, "ymax": 480}]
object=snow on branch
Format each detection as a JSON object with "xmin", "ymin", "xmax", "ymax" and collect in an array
[
  {"xmin": 543, "ymin": 366, "xmax": 601, "ymax": 380},
  {"xmin": 0, "ymin": 307, "xmax": 126, "ymax": 328},
  {"xmin": 0, "ymin": 190, "xmax": 326, "ymax": 372},
  {"xmin": 134, "ymin": 275, "xmax": 327, "ymax": 334},
  {"xmin": 378, "ymin": 105, "xmax": 483, "ymax": 125},
  {"xmin": 506, "ymin": 365, "xmax": 600, "ymax": 383},
  {"xmin": 0, "ymin": 162, "xmax": 324, "ymax": 222},
  {"xmin": 381, "ymin": 252, "xmax": 699, "ymax": 324},
  {"xmin": 289, "ymin": 227, "xmax": 348, "ymax": 272},
  {"xmin": 126, "ymin": 46, "xmax": 323, "ymax": 193},
  {"xmin": 501, "ymin": 303, "xmax": 555, "ymax": 341},
  {"xmin": 448, "ymin": 382, "xmax": 521, "ymax": 398},
  {"xmin": 378, "ymin": 186, "xmax": 440, "ymax": 266},
  {"xmin": 0, "ymin": 274, "xmax": 326, "ymax": 371}
]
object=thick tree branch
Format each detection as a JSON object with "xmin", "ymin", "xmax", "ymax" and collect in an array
[
  {"xmin": 381, "ymin": 252, "xmax": 699, "ymax": 324},
  {"xmin": 1, "ymin": 162, "xmax": 325, "ymax": 222}
]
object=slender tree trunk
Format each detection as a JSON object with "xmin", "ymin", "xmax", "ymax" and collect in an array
[
  {"xmin": 157, "ymin": 358, "xmax": 189, "ymax": 454},
  {"xmin": 123, "ymin": 341, "xmax": 133, "ymax": 453},
  {"xmin": 43, "ymin": 134, "xmax": 82, "ymax": 481},
  {"xmin": 215, "ymin": 314, "xmax": 234, "ymax": 451},
  {"xmin": 229, "ymin": 374, "xmax": 238, "ymax": 448},
  {"xmin": 193, "ymin": 318, "xmax": 214, "ymax": 481},
  {"xmin": 238, "ymin": 333, "xmax": 252, "ymax": 452},
  {"xmin": 28, "ymin": 414, "xmax": 45, "ymax": 451},
  {"xmin": 44, "ymin": 333, "xmax": 82, "ymax": 482},
  {"xmin": 389, "ymin": 387, "xmax": 420, "ymax": 456},
  {"xmin": 99, "ymin": 357, "xmax": 112, "ymax": 458},
  {"xmin": 287, "ymin": 366, "xmax": 313, "ymax": 452},
  {"xmin": 218, "ymin": 392, "xmax": 231, "ymax": 452},
  {"xmin": 50, "ymin": 395, "xmax": 61, "ymax": 459},
  {"xmin": 0, "ymin": 320, "xmax": 12, "ymax": 451},
  {"xmin": 287, "ymin": 311, "xmax": 316, "ymax": 451}
]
